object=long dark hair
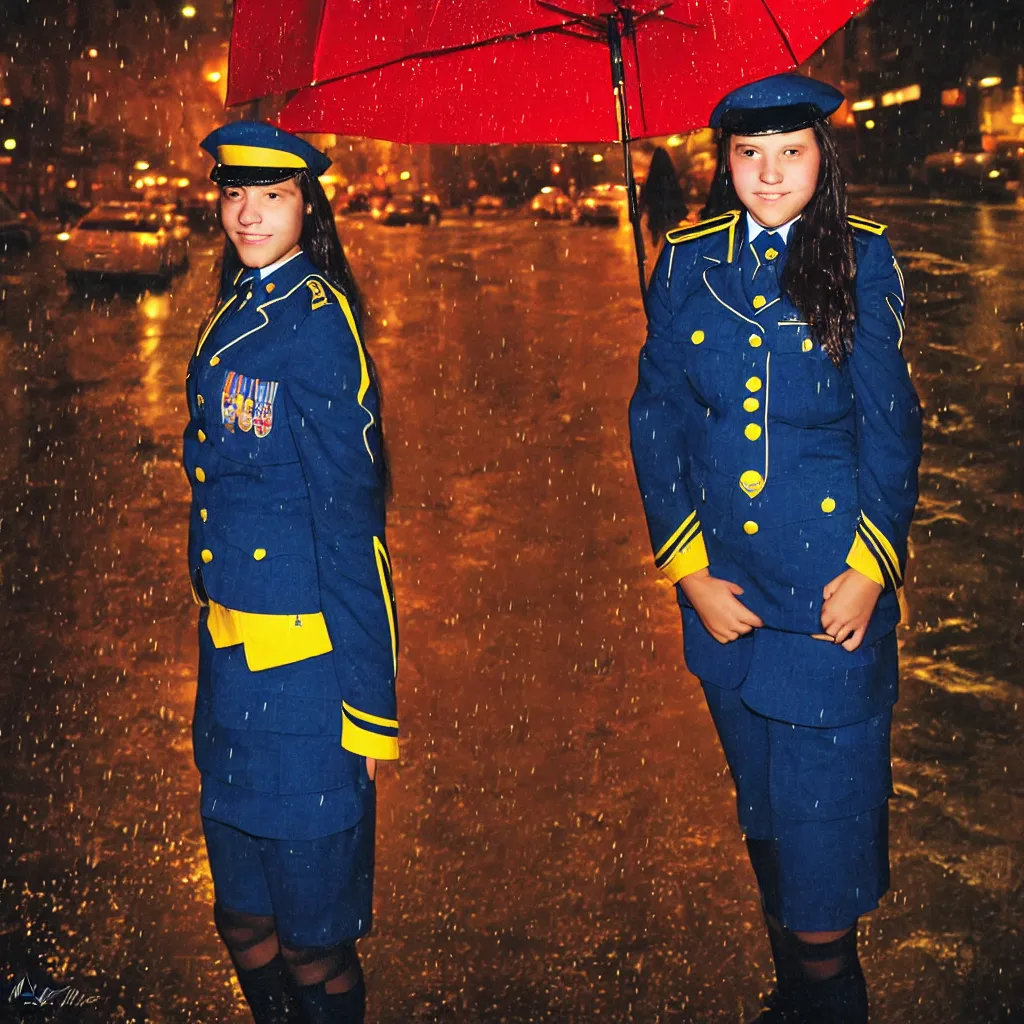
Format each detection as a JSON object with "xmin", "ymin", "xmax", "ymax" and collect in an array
[
  {"xmin": 640, "ymin": 146, "xmax": 688, "ymax": 247},
  {"xmin": 215, "ymin": 170, "xmax": 392, "ymax": 495},
  {"xmin": 702, "ymin": 120, "xmax": 856, "ymax": 366}
]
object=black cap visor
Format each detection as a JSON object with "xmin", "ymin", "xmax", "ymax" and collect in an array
[
  {"xmin": 210, "ymin": 164, "xmax": 302, "ymax": 188},
  {"xmin": 719, "ymin": 102, "xmax": 826, "ymax": 136}
]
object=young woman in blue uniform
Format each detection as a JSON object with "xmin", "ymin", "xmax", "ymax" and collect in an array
[
  {"xmin": 184, "ymin": 121, "xmax": 399, "ymax": 1024},
  {"xmin": 629, "ymin": 76, "xmax": 921, "ymax": 1022}
]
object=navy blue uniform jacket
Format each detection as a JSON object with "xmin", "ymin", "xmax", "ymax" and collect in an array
[
  {"xmin": 183, "ymin": 251, "xmax": 398, "ymax": 837},
  {"xmin": 629, "ymin": 211, "xmax": 921, "ymax": 727}
]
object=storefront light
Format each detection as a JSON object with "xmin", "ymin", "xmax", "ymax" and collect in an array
[
  {"xmin": 851, "ymin": 98, "xmax": 875, "ymax": 112},
  {"xmin": 881, "ymin": 84, "xmax": 921, "ymax": 107}
]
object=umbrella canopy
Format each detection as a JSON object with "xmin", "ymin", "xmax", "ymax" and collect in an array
[{"xmin": 228, "ymin": 0, "xmax": 866, "ymax": 144}]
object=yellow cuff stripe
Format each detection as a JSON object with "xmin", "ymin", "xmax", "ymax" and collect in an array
[
  {"xmin": 342, "ymin": 701, "xmax": 399, "ymax": 731},
  {"xmin": 860, "ymin": 513, "xmax": 902, "ymax": 585},
  {"xmin": 660, "ymin": 530, "xmax": 710, "ymax": 584},
  {"xmin": 341, "ymin": 713, "xmax": 400, "ymax": 761},
  {"xmin": 655, "ymin": 511, "xmax": 698, "ymax": 562},
  {"xmin": 217, "ymin": 144, "xmax": 307, "ymax": 169},
  {"xmin": 845, "ymin": 533, "xmax": 886, "ymax": 587}
]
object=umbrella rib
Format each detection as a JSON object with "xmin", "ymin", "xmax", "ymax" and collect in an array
[
  {"xmin": 307, "ymin": 19, "xmax": 595, "ymax": 89},
  {"xmin": 757, "ymin": 0, "xmax": 799, "ymax": 65}
]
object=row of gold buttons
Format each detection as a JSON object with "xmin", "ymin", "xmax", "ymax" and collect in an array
[{"xmin": 199, "ymin": 547, "xmax": 268, "ymax": 563}]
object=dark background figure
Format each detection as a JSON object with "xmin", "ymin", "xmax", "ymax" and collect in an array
[{"xmin": 639, "ymin": 146, "xmax": 689, "ymax": 249}]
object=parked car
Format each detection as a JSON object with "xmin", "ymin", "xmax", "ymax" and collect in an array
[
  {"xmin": 466, "ymin": 194, "xmax": 506, "ymax": 217},
  {"xmin": 379, "ymin": 191, "xmax": 442, "ymax": 226},
  {"xmin": 910, "ymin": 139, "xmax": 1021, "ymax": 201},
  {"xmin": 529, "ymin": 186, "xmax": 573, "ymax": 219},
  {"xmin": 0, "ymin": 191, "xmax": 41, "ymax": 252},
  {"xmin": 61, "ymin": 202, "xmax": 180, "ymax": 289},
  {"xmin": 571, "ymin": 184, "xmax": 626, "ymax": 226}
]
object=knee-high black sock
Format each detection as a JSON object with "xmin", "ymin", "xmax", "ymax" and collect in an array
[
  {"xmin": 293, "ymin": 970, "xmax": 366, "ymax": 1024},
  {"xmin": 234, "ymin": 953, "xmax": 302, "ymax": 1024},
  {"xmin": 789, "ymin": 927, "xmax": 868, "ymax": 1024}
]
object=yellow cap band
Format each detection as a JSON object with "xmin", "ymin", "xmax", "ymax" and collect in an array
[{"xmin": 217, "ymin": 144, "xmax": 307, "ymax": 169}]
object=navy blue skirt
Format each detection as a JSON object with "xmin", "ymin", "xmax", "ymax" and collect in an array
[
  {"xmin": 702, "ymin": 681, "xmax": 892, "ymax": 932},
  {"xmin": 202, "ymin": 799, "xmax": 375, "ymax": 947}
]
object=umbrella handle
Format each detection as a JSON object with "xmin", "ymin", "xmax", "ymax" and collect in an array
[{"xmin": 608, "ymin": 15, "xmax": 648, "ymax": 311}]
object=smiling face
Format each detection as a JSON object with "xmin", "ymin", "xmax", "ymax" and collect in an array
[
  {"xmin": 219, "ymin": 177, "xmax": 304, "ymax": 268},
  {"xmin": 728, "ymin": 128, "xmax": 821, "ymax": 229}
]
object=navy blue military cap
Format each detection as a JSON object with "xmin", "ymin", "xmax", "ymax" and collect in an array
[
  {"xmin": 200, "ymin": 121, "xmax": 331, "ymax": 187},
  {"xmin": 710, "ymin": 73, "xmax": 845, "ymax": 135}
]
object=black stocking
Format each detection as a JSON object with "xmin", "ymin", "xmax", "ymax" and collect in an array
[
  {"xmin": 213, "ymin": 903, "xmax": 300, "ymax": 1024},
  {"xmin": 280, "ymin": 939, "xmax": 365, "ymax": 1024}
]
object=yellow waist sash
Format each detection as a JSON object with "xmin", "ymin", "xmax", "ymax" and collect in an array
[{"xmin": 206, "ymin": 600, "xmax": 333, "ymax": 672}]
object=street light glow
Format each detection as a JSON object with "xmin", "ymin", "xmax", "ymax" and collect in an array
[
  {"xmin": 978, "ymin": 76, "xmax": 1002, "ymax": 89},
  {"xmin": 864, "ymin": 120, "xmax": 876, "ymax": 130},
  {"xmin": 399, "ymin": 170, "xmax": 411, "ymax": 181},
  {"xmin": 2, "ymin": 138, "xmax": 15, "ymax": 151},
  {"xmin": 87, "ymin": 48, "xmax": 99, "ymax": 58},
  {"xmin": 134, "ymin": 160, "xmax": 150, "ymax": 171},
  {"xmin": 181, "ymin": 4, "xmax": 197, "ymax": 17},
  {"xmin": 592, "ymin": 153, "xmax": 604, "ymax": 163}
]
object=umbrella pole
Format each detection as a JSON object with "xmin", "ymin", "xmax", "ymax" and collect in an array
[{"xmin": 607, "ymin": 17, "xmax": 647, "ymax": 309}]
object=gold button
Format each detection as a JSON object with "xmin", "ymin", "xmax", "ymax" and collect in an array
[
  {"xmin": 821, "ymin": 497, "xmax": 837, "ymax": 514},
  {"xmin": 748, "ymin": 333, "xmax": 762, "ymax": 348},
  {"xmin": 739, "ymin": 469, "xmax": 764, "ymax": 495},
  {"xmin": 744, "ymin": 423, "xmax": 762, "ymax": 441},
  {"xmin": 743, "ymin": 521, "xmax": 759, "ymax": 535},
  {"xmin": 253, "ymin": 548, "xmax": 267, "ymax": 561},
  {"xmin": 201, "ymin": 548, "xmax": 214, "ymax": 563},
  {"xmin": 197, "ymin": 429, "xmax": 207, "ymax": 443},
  {"xmin": 209, "ymin": 356, "xmax": 220, "ymax": 367},
  {"xmin": 745, "ymin": 376, "xmax": 763, "ymax": 392},
  {"xmin": 265, "ymin": 282, "xmax": 275, "ymax": 294},
  {"xmin": 752, "ymin": 295, "xmax": 767, "ymax": 309},
  {"xmin": 743, "ymin": 397, "xmax": 760, "ymax": 413},
  {"xmin": 197, "ymin": 394, "xmax": 205, "ymax": 406},
  {"xmin": 802, "ymin": 339, "xmax": 814, "ymax": 353},
  {"xmin": 765, "ymin": 247, "xmax": 779, "ymax": 260},
  {"xmin": 691, "ymin": 330, "xmax": 705, "ymax": 345},
  {"xmin": 200, "ymin": 508, "xmax": 208, "ymax": 522},
  {"xmin": 194, "ymin": 467, "xmax": 206, "ymax": 483}
]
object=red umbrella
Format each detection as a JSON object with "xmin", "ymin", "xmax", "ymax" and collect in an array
[{"xmin": 227, "ymin": 0, "xmax": 867, "ymax": 297}]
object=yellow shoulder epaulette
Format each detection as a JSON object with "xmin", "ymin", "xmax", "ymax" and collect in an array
[
  {"xmin": 305, "ymin": 275, "xmax": 333, "ymax": 311},
  {"xmin": 848, "ymin": 214, "xmax": 887, "ymax": 235},
  {"xmin": 665, "ymin": 209, "xmax": 742, "ymax": 245}
]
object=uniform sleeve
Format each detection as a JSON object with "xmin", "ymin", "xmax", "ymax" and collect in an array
[
  {"xmin": 285, "ymin": 289, "xmax": 399, "ymax": 760},
  {"xmin": 845, "ymin": 232, "xmax": 922, "ymax": 591},
  {"xmin": 628, "ymin": 244, "xmax": 709, "ymax": 583}
]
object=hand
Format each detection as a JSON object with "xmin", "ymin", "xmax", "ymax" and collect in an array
[
  {"xmin": 820, "ymin": 569, "xmax": 883, "ymax": 651},
  {"xmin": 366, "ymin": 758, "xmax": 377, "ymax": 782},
  {"xmin": 679, "ymin": 568, "xmax": 763, "ymax": 644}
]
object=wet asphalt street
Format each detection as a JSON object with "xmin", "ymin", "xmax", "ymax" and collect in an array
[{"xmin": 0, "ymin": 196, "xmax": 1021, "ymax": 1022}]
